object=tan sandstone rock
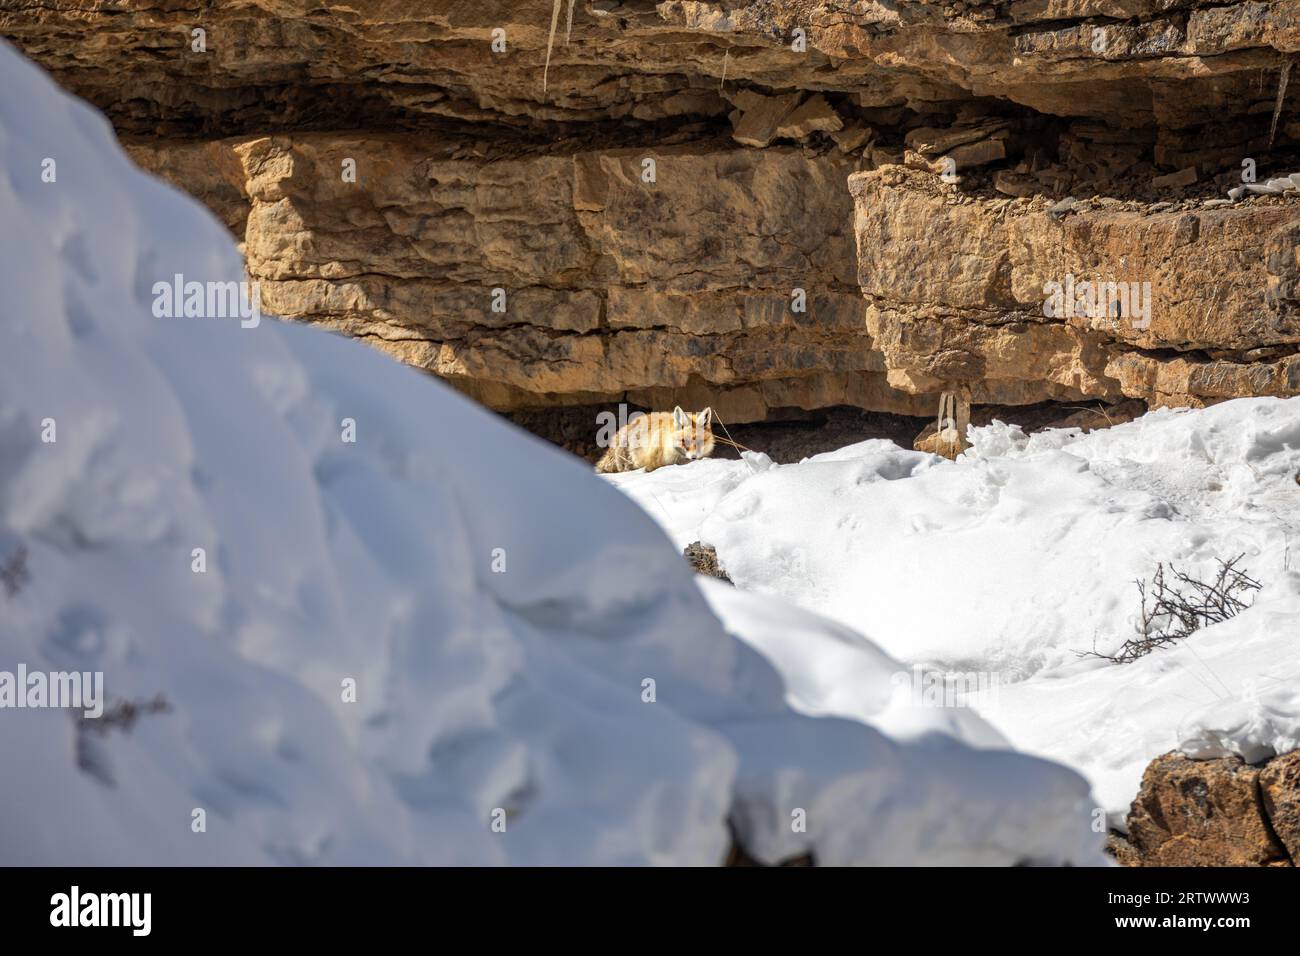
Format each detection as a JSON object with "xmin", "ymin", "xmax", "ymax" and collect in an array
[
  {"xmin": 6, "ymin": 1, "xmax": 1300, "ymax": 422},
  {"xmin": 729, "ymin": 90, "xmax": 804, "ymax": 147},
  {"xmin": 1122, "ymin": 753, "xmax": 1292, "ymax": 867},
  {"xmin": 8, "ymin": 1, "xmax": 1300, "ymax": 131},
  {"xmin": 123, "ymin": 133, "xmax": 937, "ymax": 421},
  {"xmin": 774, "ymin": 94, "xmax": 843, "ymax": 140},
  {"xmin": 1259, "ymin": 750, "xmax": 1300, "ymax": 862},
  {"xmin": 850, "ymin": 166, "xmax": 1300, "ymax": 407}
]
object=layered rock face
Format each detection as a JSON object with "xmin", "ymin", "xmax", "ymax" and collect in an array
[
  {"xmin": 853, "ymin": 167, "xmax": 1300, "ymax": 407},
  {"xmin": 124, "ymin": 133, "xmax": 912, "ymax": 421},
  {"xmin": 5, "ymin": 1, "xmax": 1300, "ymax": 419}
]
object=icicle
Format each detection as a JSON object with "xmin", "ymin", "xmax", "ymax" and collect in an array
[
  {"xmin": 543, "ymin": 0, "xmax": 563, "ymax": 92},
  {"xmin": 935, "ymin": 390, "xmax": 970, "ymax": 460},
  {"xmin": 1270, "ymin": 58, "xmax": 1292, "ymax": 147}
]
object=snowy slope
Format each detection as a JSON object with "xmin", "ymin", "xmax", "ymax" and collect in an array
[
  {"xmin": 609, "ymin": 405, "xmax": 1300, "ymax": 825},
  {"xmin": 0, "ymin": 42, "xmax": 1104, "ymax": 865}
]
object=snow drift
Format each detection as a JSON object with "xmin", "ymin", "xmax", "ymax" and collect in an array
[
  {"xmin": 610, "ymin": 404, "xmax": 1300, "ymax": 826},
  {"xmin": 0, "ymin": 41, "xmax": 1103, "ymax": 865}
]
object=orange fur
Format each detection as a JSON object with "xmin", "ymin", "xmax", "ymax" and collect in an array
[{"xmin": 595, "ymin": 407, "xmax": 715, "ymax": 474}]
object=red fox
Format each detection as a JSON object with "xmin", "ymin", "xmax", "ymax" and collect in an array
[{"xmin": 595, "ymin": 406, "xmax": 715, "ymax": 474}]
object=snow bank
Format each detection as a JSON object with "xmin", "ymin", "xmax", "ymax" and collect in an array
[
  {"xmin": 0, "ymin": 42, "xmax": 1103, "ymax": 865},
  {"xmin": 700, "ymin": 580, "xmax": 1097, "ymax": 864},
  {"xmin": 611, "ymin": 402, "xmax": 1300, "ymax": 824}
]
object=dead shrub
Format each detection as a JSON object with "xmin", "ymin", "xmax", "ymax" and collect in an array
[{"xmin": 1080, "ymin": 554, "xmax": 1261, "ymax": 664}]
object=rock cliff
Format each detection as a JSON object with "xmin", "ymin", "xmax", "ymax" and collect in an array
[{"xmin": 6, "ymin": 1, "xmax": 1300, "ymax": 420}]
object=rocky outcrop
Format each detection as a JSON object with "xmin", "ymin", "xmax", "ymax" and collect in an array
[
  {"xmin": 1115, "ymin": 751, "xmax": 1299, "ymax": 866},
  {"xmin": 7, "ymin": 1, "xmax": 1300, "ymax": 134},
  {"xmin": 852, "ymin": 166, "xmax": 1300, "ymax": 407},
  {"xmin": 6, "ymin": 1, "xmax": 1300, "ymax": 421},
  {"xmin": 124, "ymin": 132, "xmax": 926, "ymax": 421},
  {"xmin": 1260, "ymin": 750, "xmax": 1300, "ymax": 861},
  {"xmin": 684, "ymin": 541, "xmax": 732, "ymax": 583}
]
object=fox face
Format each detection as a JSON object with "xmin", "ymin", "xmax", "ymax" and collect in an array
[{"xmin": 673, "ymin": 405, "xmax": 715, "ymax": 461}]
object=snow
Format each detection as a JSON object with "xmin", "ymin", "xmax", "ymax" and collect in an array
[
  {"xmin": 0, "ymin": 41, "xmax": 1104, "ymax": 866},
  {"xmin": 610, "ymin": 403, "xmax": 1300, "ymax": 827}
]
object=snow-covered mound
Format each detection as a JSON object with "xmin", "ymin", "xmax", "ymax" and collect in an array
[
  {"xmin": 699, "ymin": 580, "xmax": 1100, "ymax": 863},
  {"xmin": 0, "ymin": 42, "xmax": 1104, "ymax": 865},
  {"xmin": 609, "ymin": 403, "xmax": 1300, "ymax": 825}
]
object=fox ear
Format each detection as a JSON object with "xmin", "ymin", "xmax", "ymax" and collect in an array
[
  {"xmin": 672, "ymin": 405, "xmax": 688, "ymax": 427},
  {"xmin": 698, "ymin": 407, "xmax": 713, "ymax": 426}
]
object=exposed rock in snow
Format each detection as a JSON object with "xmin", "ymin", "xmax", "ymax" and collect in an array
[
  {"xmin": 1119, "ymin": 752, "xmax": 1293, "ymax": 867},
  {"xmin": 1260, "ymin": 751, "xmax": 1300, "ymax": 862}
]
